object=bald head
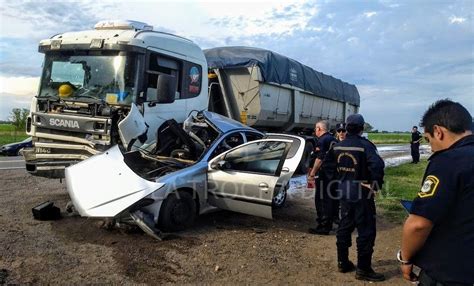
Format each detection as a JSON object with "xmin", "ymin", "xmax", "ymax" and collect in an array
[{"xmin": 314, "ymin": 120, "xmax": 329, "ymax": 138}]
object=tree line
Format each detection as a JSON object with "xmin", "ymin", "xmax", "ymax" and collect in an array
[{"xmin": 8, "ymin": 108, "xmax": 30, "ymax": 132}]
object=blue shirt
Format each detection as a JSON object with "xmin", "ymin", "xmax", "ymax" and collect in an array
[
  {"xmin": 411, "ymin": 135, "xmax": 474, "ymax": 284},
  {"xmin": 315, "ymin": 132, "xmax": 337, "ymax": 179}
]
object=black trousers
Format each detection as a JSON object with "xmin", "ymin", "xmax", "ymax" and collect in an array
[
  {"xmin": 336, "ymin": 197, "xmax": 376, "ymax": 270},
  {"xmin": 315, "ymin": 177, "xmax": 339, "ymax": 228},
  {"xmin": 411, "ymin": 143, "xmax": 420, "ymax": 163},
  {"xmin": 418, "ymin": 270, "xmax": 471, "ymax": 286}
]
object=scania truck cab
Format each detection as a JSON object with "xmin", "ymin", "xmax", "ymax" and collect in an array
[{"xmin": 24, "ymin": 20, "xmax": 208, "ymax": 178}]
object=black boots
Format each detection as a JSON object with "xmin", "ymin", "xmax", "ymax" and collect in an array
[
  {"xmin": 355, "ymin": 268, "xmax": 385, "ymax": 282},
  {"xmin": 308, "ymin": 226, "xmax": 331, "ymax": 235},
  {"xmin": 338, "ymin": 260, "xmax": 355, "ymax": 273}
]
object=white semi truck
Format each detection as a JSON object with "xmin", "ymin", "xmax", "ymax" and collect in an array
[{"xmin": 23, "ymin": 20, "xmax": 359, "ymax": 178}]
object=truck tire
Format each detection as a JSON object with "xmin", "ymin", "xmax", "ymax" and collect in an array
[
  {"xmin": 296, "ymin": 141, "xmax": 314, "ymax": 174},
  {"xmin": 158, "ymin": 190, "xmax": 196, "ymax": 232}
]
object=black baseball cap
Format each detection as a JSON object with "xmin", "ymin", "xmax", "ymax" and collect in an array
[
  {"xmin": 346, "ymin": 114, "xmax": 365, "ymax": 126},
  {"xmin": 336, "ymin": 123, "xmax": 346, "ymax": 131}
]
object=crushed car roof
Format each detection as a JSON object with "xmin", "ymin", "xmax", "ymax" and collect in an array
[{"xmin": 202, "ymin": 111, "xmax": 255, "ymax": 133}]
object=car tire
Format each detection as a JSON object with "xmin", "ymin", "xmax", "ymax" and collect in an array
[
  {"xmin": 296, "ymin": 141, "xmax": 314, "ymax": 174},
  {"xmin": 158, "ymin": 190, "xmax": 196, "ymax": 232},
  {"xmin": 272, "ymin": 183, "xmax": 288, "ymax": 208},
  {"xmin": 16, "ymin": 148, "xmax": 23, "ymax": 156}
]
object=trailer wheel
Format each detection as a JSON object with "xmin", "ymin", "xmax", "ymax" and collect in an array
[
  {"xmin": 158, "ymin": 190, "xmax": 196, "ymax": 232},
  {"xmin": 296, "ymin": 141, "xmax": 314, "ymax": 174}
]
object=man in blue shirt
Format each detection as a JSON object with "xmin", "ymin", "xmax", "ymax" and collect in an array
[
  {"xmin": 308, "ymin": 120, "xmax": 338, "ymax": 234},
  {"xmin": 399, "ymin": 99, "xmax": 474, "ymax": 285}
]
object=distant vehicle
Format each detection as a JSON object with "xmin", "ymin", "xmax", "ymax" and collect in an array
[
  {"xmin": 0, "ymin": 137, "xmax": 32, "ymax": 156},
  {"xmin": 66, "ymin": 111, "xmax": 305, "ymax": 239}
]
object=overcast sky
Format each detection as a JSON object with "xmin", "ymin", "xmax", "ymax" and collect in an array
[{"xmin": 0, "ymin": 0, "xmax": 472, "ymax": 131}]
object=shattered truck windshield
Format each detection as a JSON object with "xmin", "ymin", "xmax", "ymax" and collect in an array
[{"xmin": 38, "ymin": 51, "xmax": 139, "ymax": 104}]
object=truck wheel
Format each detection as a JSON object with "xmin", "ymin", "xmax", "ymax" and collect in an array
[
  {"xmin": 272, "ymin": 183, "xmax": 288, "ymax": 208},
  {"xmin": 158, "ymin": 190, "xmax": 196, "ymax": 232},
  {"xmin": 296, "ymin": 141, "xmax": 314, "ymax": 174}
]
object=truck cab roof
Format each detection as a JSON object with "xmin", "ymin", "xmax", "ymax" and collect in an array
[{"xmin": 39, "ymin": 20, "xmax": 206, "ymax": 62}]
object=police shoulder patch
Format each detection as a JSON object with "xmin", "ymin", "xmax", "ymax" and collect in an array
[{"xmin": 418, "ymin": 175, "xmax": 440, "ymax": 198}]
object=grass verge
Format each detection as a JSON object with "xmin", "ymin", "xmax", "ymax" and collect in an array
[
  {"xmin": 0, "ymin": 124, "xmax": 28, "ymax": 146},
  {"xmin": 377, "ymin": 160, "xmax": 428, "ymax": 222},
  {"xmin": 368, "ymin": 133, "xmax": 415, "ymax": 144}
]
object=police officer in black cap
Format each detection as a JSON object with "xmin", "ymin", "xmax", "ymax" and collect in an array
[
  {"xmin": 335, "ymin": 123, "xmax": 347, "ymax": 142},
  {"xmin": 326, "ymin": 113, "xmax": 385, "ymax": 281},
  {"xmin": 399, "ymin": 99, "xmax": 474, "ymax": 285}
]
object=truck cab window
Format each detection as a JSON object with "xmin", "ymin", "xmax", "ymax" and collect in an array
[{"xmin": 146, "ymin": 53, "xmax": 181, "ymax": 101}]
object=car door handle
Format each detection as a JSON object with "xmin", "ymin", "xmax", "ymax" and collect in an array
[
  {"xmin": 259, "ymin": 183, "xmax": 269, "ymax": 188},
  {"xmin": 281, "ymin": 167, "xmax": 290, "ymax": 173}
]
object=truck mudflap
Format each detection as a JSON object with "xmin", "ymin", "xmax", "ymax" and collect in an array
[{"xmin": 65, "ymin": 145, "xmax": 165, "ymax": 217}]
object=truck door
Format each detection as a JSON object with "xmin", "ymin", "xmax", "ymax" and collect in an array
[
  {"xmin": 207, "ymin": 137, "xmax": 305, "ymax": 219},
  {"xmin": 142, "ymin": 52, "xmax": 186, "ymax": 142}
]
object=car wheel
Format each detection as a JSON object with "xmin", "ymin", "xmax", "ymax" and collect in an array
[
  {"xmin": 296, "ymin": 141, "xmax": 314, "ymax": 174},
  {"xmin": 158, "ymin": 190, "xmax": 196, "ymax": 232},
  {"xmin": 16, "ymin": 148, "xmax": 24, "ymax": 156},
  {"xmin": 272, "ymin": 183, "xmax": 288, "ymax": 208}
]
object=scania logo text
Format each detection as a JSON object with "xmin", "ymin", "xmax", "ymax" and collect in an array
[{"xmin": 49, "ymin": 118, "xmax": 80, "ymax": 129}]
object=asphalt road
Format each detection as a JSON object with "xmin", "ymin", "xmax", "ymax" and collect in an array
[
  {"xmin": 0, "ymin": 143, "xmax": 431, "ymax": 171},
  {"xmin": 0, "ymin": 155, "xmax": 25, "ymax": 170}
]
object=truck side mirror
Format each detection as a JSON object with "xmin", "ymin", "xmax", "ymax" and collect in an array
[{"xmin": 155, "ymin": 74, "xmax": 176, "ymax": 104}]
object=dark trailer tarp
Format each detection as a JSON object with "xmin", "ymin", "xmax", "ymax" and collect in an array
[{"xmin": 205, "ymin": 46, "xmax": 360, "ymax": 106}]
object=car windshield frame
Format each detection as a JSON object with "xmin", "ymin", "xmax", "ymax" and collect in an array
[{"xmin": 38, "ymin": 50, "xmax": 139, "ymax": 104}]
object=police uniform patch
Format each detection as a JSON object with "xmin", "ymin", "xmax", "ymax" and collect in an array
[{"xmin": 418, "ymin": 175, "xmax": 440, "ymax": 198}]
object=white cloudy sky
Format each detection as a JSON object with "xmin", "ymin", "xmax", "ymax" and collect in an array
[{"xmin": 0, "ymin": 0, "xmax": 472, "ymax": 131}]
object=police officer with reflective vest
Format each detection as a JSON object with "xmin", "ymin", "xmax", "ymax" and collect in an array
[
  {"xmin": 326, "ymin": 114, "xmax": 386, "ymax": 281},
  {"xmin": 411, "ymin": 126, "xmax": 422, "ymax": 163},
  {"xmin": 399, "ymin": 100, "xmax": 474, "ymax": 285}
]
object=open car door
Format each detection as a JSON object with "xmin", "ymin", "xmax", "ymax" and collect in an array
[{"xmin": 207, "ymin": 136, "xmax": 305, "ymax": 219}]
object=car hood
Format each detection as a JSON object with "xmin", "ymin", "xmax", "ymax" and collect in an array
[
  {"xmin": 66, "ymin": 145, "xmax": 165, "ymax": 217},
  {"xmin": 1, "ymin": 143, "xmax": 16, "ymax": 149}
]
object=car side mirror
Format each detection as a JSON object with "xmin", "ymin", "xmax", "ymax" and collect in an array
[{"xmin": 155, "ymin": 74, "xmax": 176, "ymax": 104}]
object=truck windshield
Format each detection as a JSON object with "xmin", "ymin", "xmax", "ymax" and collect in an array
[{"xmin": 38, "ymin": 51, "xmax": 139, "ymax": 104}]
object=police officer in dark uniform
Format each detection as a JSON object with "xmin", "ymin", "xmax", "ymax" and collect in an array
[
  {"xmin": 308, "ymin": 120, "xmax": 338, "ymax": 234},
  {"xmin": 326, "ymin": 114, "xmax": 386, "ymax": 281},
  {"xmin": 335, "ymin": 123, "xmax": 347, "ymax": 142},
  {"xmin": 399, "ymin": 100, "xmax": 474, "ymax": 285},
  {"xmin": 410, "ymin": 126, "xmax": 422, "ymax": 163}
]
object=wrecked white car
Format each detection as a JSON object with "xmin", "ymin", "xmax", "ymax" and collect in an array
[{"xmin": 66, "ymin": 111, "xmax": 305, "ymax": 239}]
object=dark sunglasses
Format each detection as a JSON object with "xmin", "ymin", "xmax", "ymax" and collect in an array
[{"xmin": 337, "ymin": 129, "xmax": 346, "ymax": 133}]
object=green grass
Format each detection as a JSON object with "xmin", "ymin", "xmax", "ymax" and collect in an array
[
  {"xmin": 377, "ymin": 160, "xmax": 428, "ymax": 222},
  {"xmin": 0, "ymin": 124, "xmax": 28, "ymax": 146},
  {"xmin": 0, "ymin": 123, "xmax": 16, "ymax": 132},
  {"xmin": 368, "ymin": 133, "xmax": 414, "ymax": 144}
]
